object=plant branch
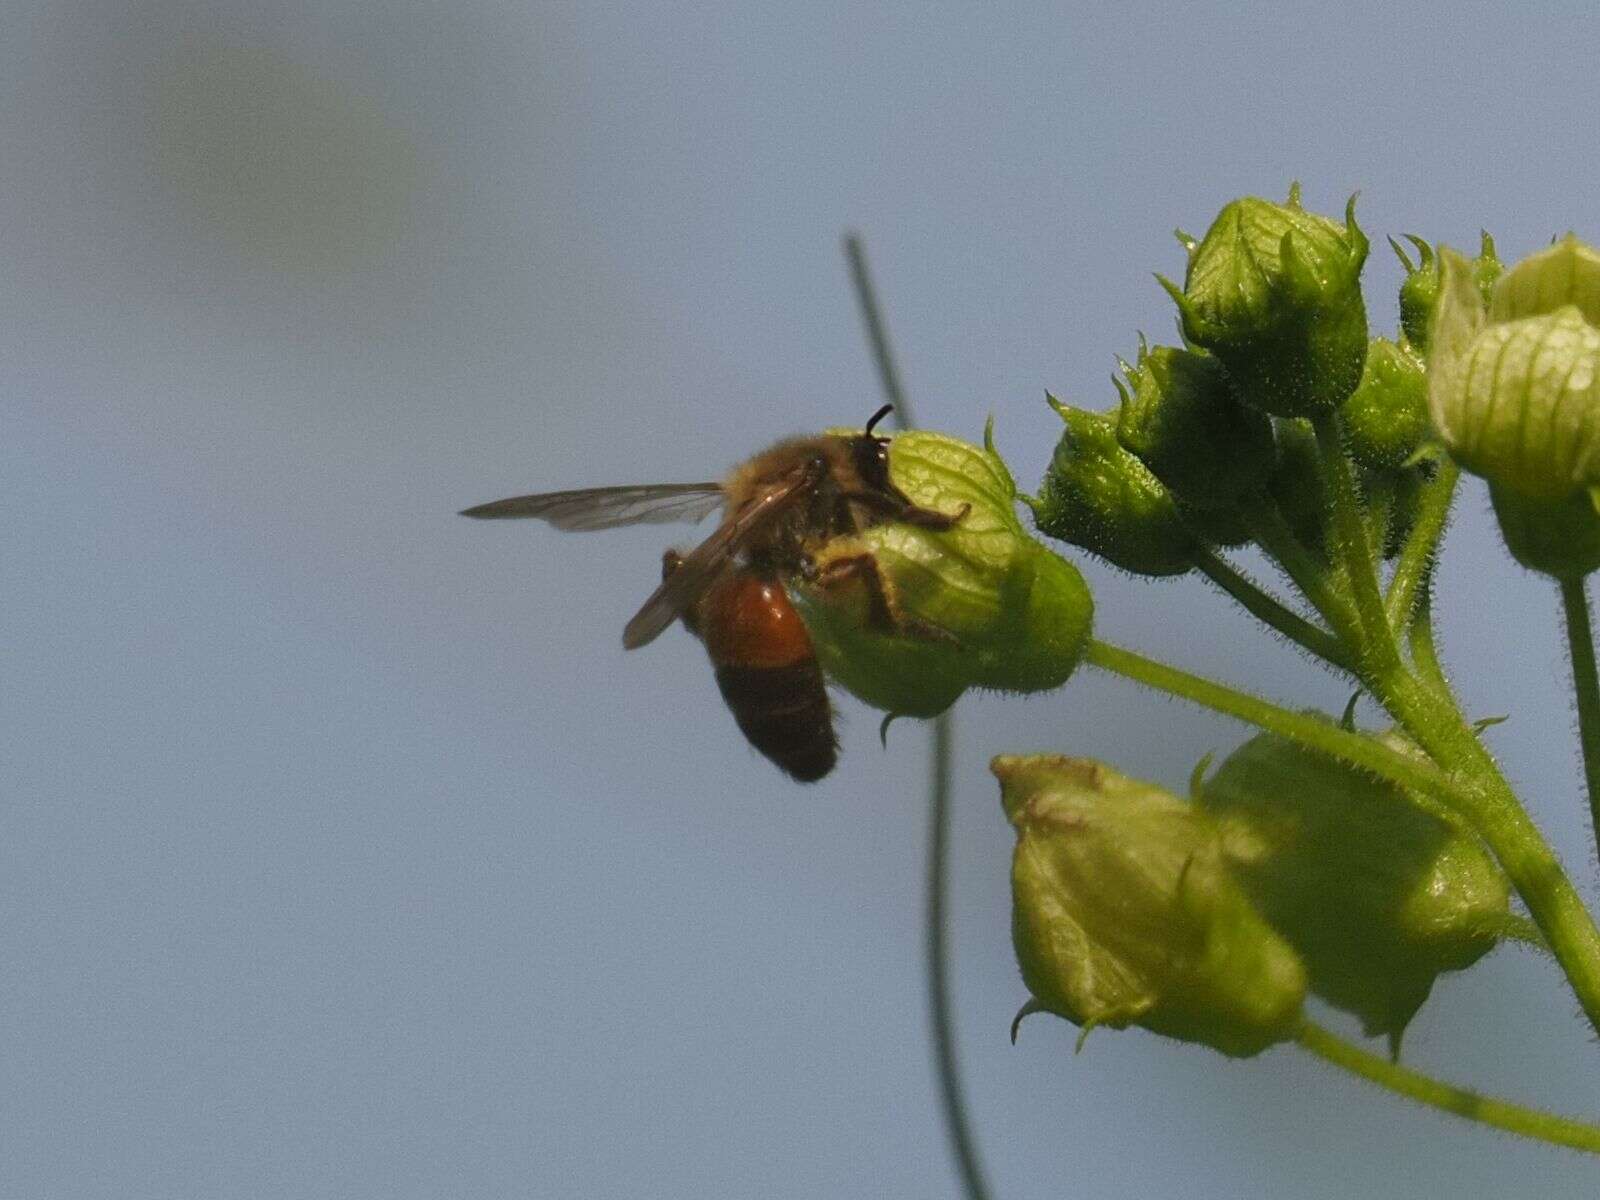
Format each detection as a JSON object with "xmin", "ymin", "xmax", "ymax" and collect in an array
[
  {"xmin": 1082, "ymin": 638, "xmax": 1459, "ymax": 805},
  {"xmin": 1311, "ymin": 412, "xmax": 1399, "ymax": 671},
  {"xmin": 1192, "ymin": 547, "xmax": 1354, "ymax": 672},
  {"xmin": 1558, "ymin": 575, "xmax": 1600, "ymax": 860},
  {"xmin": 1295, "ymin": 1021, "xmax": 1600, "ymax": 1154},
  {"xmin": 1385, "ymin": 458, "xmax": 1460, "ymax": 632}
]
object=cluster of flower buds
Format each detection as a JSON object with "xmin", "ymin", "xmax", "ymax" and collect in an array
[
  {"xmin": 1029, "ymin": 186, "xmax": 1448, "ymax": 573},
  {"xmin": 1428, "ymin": 234, "xmax": 1600, "ymax": 578},
  {"xmin": 792, "ymin": 426, "xmax": 1094, "ymax": 717},
  {"xmin": 997, "ymin": 735, "xmax": 1508, "ymax": 1057}
]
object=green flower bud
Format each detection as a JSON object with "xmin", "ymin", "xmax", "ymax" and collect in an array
[
  {"xmin": 1391, "ymin": 231, "xmax": 1499, "ymax": 353},
  {"xmin": 1429, "ymin": 242, "xmax": 1600, "ymax": 574},
  {"xmin": 1341, "ymin": 337, "xmax": 1427, "ymax": 471},
  {"xmin": 1390, "ymin": 234, "xmax": 1439, "ymax": 351},
  {"xmin": 792, "ymin": 427, "xmax": 1093, "ymax": 717},
  {"xmin": 1029, "ymin": 399, "xmax": 1197, "ymax": 576},
  {"xmin": 1160, "ymin": 185, "xmax": 1369, "ymax": 418},
  {"xmin": 1114, "ymin": 342, "xmax": 1276, "ymax": 509},
  {"xmin": 996, "ymin": 755, "xmax": 1307, "ymax": 1058},
  {"xmin": 1198, "ymin": 731, "xmax": 1510, "ymax": 1042}
]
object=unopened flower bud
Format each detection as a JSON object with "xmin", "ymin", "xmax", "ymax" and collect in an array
[
  {"xmin": 1114, "ymin": 342, "xmax": 1276, "ymax": 509},
  {"xmin": 793, "ymin": 427, "xmax": 1093, "ymax": 716},
  {"xmin": 996, "ymin": 755, "xmax": 1306, "ymax": 1057},
  {"xmin": 1029, "ymin": 399, "xmax": 1197, "ymax": 576},
  {"xmin": 1198, "ymin": 731, "xmax": 1510, "ymax": 1042},
  {"xmin": 1341, "ymin": 337, "xmax": 1427, "ymax": 471},
  {"xmin": 1392, "ymin": 231, "xmax": 1499, "ymax": 352},
  {"xmin": 1161, "ymin": 185, "xmax": 1369, "ymax": 417},
  {"xmin": 1391, "ymin": 234, "xmax": 1439, "ymax": 351},
  {"xmin": 1429, "ymin": 242, "xmax": 1600, "ymax": 574}
]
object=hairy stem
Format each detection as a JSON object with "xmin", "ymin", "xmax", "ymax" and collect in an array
[
  {"xmin": 1082, "ymin": 638, "xmax": 1458, "ymax": 804},
  {"xmin": 1311, "ymin": 411, "xmax": 1399, "ymax": 671},
  {"xmin": 1385, "ymin": 459, "xmax": 1460, "ymax": 632},
  {"xmin": 1295, "ymin": 1021, "xmax": 1600, "ymax": 1154},
  {"xmin": 1192, "ymin": 548, "xmax": 1354, "ymax": 672},
  {"xmin": 1559, "ymin": 576, "xmax": 1600, "ymax": 862},
  {"xmin": 1242, "ymin": 497, "xmax": 1360, "ymax": 641}
]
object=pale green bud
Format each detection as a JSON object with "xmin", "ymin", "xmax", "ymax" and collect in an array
[
  {"xmin": 1160, "ymin": 186, "xmax": 1369, "ymax": 418},
  {"xmin": 996, "ymin": 755, "xmax": 1307, "ymax": 1058},
  {"xmin": 1429, "ymin": 243, "xmax": 1600, "ymax": 574},
  {"xmin": 1028, "ymin": 399, "xmax": 1197, "ymax": 576},
  {"xmin": 1489, "ymin": 233, "xmax": 1600, "ymax": 325},
  {"xmin": 1198, "ymin": 731, "xmax": 1510, "ymax": 1041},
  {"xmin": 792, "ymin": 427, "xmax": 1093, "ymax": 717}
]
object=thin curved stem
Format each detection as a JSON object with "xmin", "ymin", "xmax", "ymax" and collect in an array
[
  {"xmin": 844, "ymin": 232, "xmax": 992, "ymax": 1200},
  {"xmin": 924, "ymin": 713, "xmax": 993, "ymax": 1200},
  {"xmin": 1082, "ymin": 638, "xmax": 1460, "ymax": 805},
  {"xmin": 1192, "ymin": 548, "xmax": 1354, "ymax": 672},
  {"xmin": 1559, "ymin": 576, "xmax": 1600, "ymax": 861},
  {"xmin": 1385, "ymin": 459, "xmax": 1460, "ymax": 632},
  {"xmin": 1295, "ymin": 1021, "xmax": 1600, "ymax": 1153}
]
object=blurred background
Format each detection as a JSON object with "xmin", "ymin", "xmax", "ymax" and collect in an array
[{"xmin": 6, "ymin": 2, "xmax": 1600, "ymax": 1195}]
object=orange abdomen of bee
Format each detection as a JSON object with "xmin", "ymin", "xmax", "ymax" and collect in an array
[{"xmin": 695, "ymin": 572, "xmax": 838, "ymax": 782}]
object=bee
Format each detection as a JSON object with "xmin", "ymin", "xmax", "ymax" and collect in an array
[{"xmin": 460, "ymin": 405, "xmax": 966, "ymax": 781}]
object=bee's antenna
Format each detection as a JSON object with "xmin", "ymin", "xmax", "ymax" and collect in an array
[{"xmin": 865, "ymin": 403, "xmax": 895, "ymax": 437}]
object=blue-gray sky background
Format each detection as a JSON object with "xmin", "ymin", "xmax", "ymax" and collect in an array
[{"xmin": 7, "ymin": 2, "xmax": 1600, "ymax": 1195}]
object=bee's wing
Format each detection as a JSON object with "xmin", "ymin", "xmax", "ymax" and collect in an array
[
  {"xmin": 621, "ymin": 461, "xmax": 821, "ymax": 650},
  {"xmin": 459, "ymin": 483, "xmax": 725, "ymax": 531}
]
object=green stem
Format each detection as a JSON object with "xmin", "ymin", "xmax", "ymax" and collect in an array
[
  {"xmin": 1497, "ymin": 912, "xmax": 1552, "ymax": 954},
  {"xmin": 1192, "ymin": 548, "xmax": 1354, "ymax": 672},
  {"xmin": 1242, "ymin": 497, "xmax": 1360, "ymax": 641},
  {"xmin": 1407, "ymin": 593, "xmax": 1451, "ymax": 698},
  {"xmin": 1311, "ymin": 412, "xmax": 1398, "ymax": 670},
  {"xmin": 923, "ymin": 712, "xmax": 992, "ymax": 1200},
  {"xmin": 1558, "ymin": 575, "xmax": 1600, "ymax": 860},
  {"xmin": 1295, "ymin": 1021, "xmax": 1600, "ymax": 1154},
  {"xmin": 1082, "ymin": 638, "xmax": 1459, "ymax": 804},
  {"xmin": 1385, "ymin": 459, "xmax": 1460, "ymax": 632}
]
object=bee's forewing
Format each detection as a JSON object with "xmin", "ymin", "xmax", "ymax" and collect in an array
[
  {"xmin": 459, "ymin": 483, "xmax": 724, "ymax": 530},
  {"xmin": 621, "ymin": 463, "xmax": 820, "ymax": 649}
]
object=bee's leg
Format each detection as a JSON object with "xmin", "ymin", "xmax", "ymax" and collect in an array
[
  {"xmin": 813, "ymin": 553, "xmax": 962, "ymax": 647},
  {"xmin": 660, "ymin": 549, "xmax": 702, "ymax": 636},
  {"xmin": 844, "ymin": 489, "xmax": 970, "ymax": 530}
]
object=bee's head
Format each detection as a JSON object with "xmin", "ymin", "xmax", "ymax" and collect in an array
[{"xmin": 850, "ymin": 403, "xmax": 896, "ymax": 491}]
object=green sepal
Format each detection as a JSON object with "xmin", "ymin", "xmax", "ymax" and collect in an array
[
  {"xmin": 996, "ymin": 754, "xmax": 1307, "ymax": 1058},
  {"xmin": 1197, "ymin": 730, "xmax": 1510, "ymax": 1040}
]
